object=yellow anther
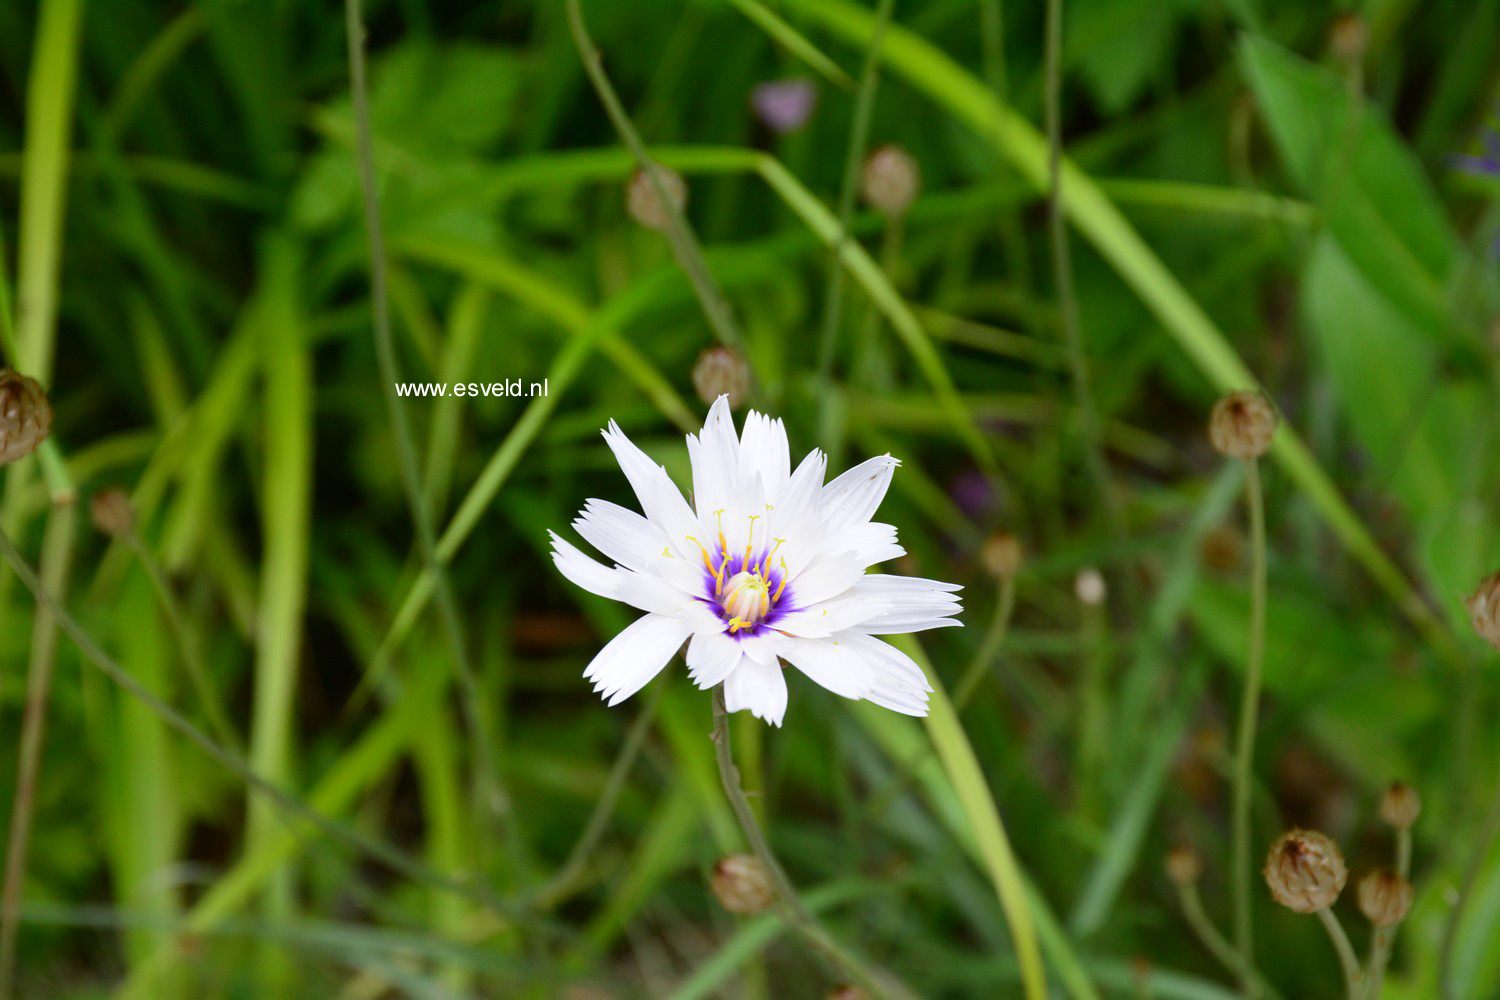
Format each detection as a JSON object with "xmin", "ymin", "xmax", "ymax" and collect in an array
[
  {"xmin": 772, "ymin": 558, "xmax": 789, "ymax": 602},
  {"xmin": 760, "ymin": 538, "xmax": 786, "ymax": 576},
  {"xmin": 685, "ymin": 536, "xmax": 715, "ymax": 574}
]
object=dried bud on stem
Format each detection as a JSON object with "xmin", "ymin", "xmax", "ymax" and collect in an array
[
  {"xmin": 1379, "ymin": 782, "xmax": 1421, "ymax": 829},
  {"xmin": 1264, "ymin": 829, "xmax": 1347, "ymax": 913},
  {"xmin": 626, "ymin": 165, "xmax": 688, "ymax": 232},
  {"xmin": 1208, "ymin": 391, "xmax": 1277, "ymax": 460},
  {"xmin": 710, "ymin": 854, "xmax": 775, "ymax": 914},
  {"xmin": 90, "ymin": 488, "xmax": 135, "ymax": 538},
  {"xmin": 1075, "ymin": 567, "xmax": 1106, "ymax": 607},
  {"xmin": 0, "ymin": 370, "xmax": 52, "ymax": 466},
  {"xmin": 861, "ymin": 145, "xmax": 920, "ymax": 218},
  {"xmin": 1165, "ymin": 846, "xmax": 1202, "ymax": 886},
  {"xmin": 1357, "ymin": 869, "xmax": 1413, "ymax": 928},
  {"xmin": 1465, "ymin": 572, "xmax": 1500, "ymax": 651},
  {"xmin": 691, "ymin": 347, "xmax": 750, "ymax": 409},
  {"xmin": 980, "ymin": 533, "xmax": 1023, "ymax": 580},
  {"xmin": 1328, "ymin": 13, "xmax": 1369, "ymax": 66}
]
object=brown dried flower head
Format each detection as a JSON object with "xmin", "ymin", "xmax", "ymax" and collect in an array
[
  {"xmin": 1328, "ymin": 13, "xmax": 1369, "ymax": 65},
  {"xmin": 1466, "ymin": 572, "xmax": 1500, "ymax": 651},
  {"xmin": 980, "ymin": 532, "xmax": 1023, "ymax": 580},
  {"xmin": 1264, "ymin": 829, "xmax": 1347, "ymax": 913},
  {"xmin": 90, "ymin": 488, "xmax": 135, "ymax": 539},
  {"xmin": 0, "ymin": 370, "xmax": 52, "ymax": 466},
  {"xmin": 1357, "ymin": 869, "xmax": 1413, "ymax": 928},
  {"xmin": 861, "ymin": 145, "xmax": 920, "ymax": 218},
  {"xmin": 691, "ymin": 347, "xmax": 750, "ymax": 410},
  {"xmin": 1164, "ymin": 846, "xmax": 1202, "ymax": 886},
  {"xmin": 710, "ymin": 854, "xmax": 775, "ymax": 914},
  {"xmin": 1379, "ymin": 782, "xmax": 1422, "ymax": 829},
  {"xmin": 1208, "ymin": 391, "xmax": 1277, "ymax": 460},
  {"xmin": 626, "ymin": 165, "xmax": 688, "ymax": 232}
]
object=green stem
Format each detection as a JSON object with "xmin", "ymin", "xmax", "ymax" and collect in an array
[
  {"xmin": 815, "ymin": 0, "xmax": 896, "ymax": 392},
  {"xmin": 1364, "ymin": 827, "xmax": 1413, "ymax": 1000},
  {"xmin": 1440, "ymin": 779, "xmax": 1500, "ymax": 1000},
  {"xmin": 1231, "ymin": 457, "xmax": 1267, "ymax": 999},
  {"xmin": 0, "ymin": 498, "xmax": 75, "ymax": 1000},
  {"xmin": 952, "ymin": 572, "xmax": 1018, "ymax": 712},
  {"xmin": 710, "ymin": 688, "xmax": 904, "ymax": 1000},
  {"xmin": 1173, "ymin": 881, "xmax": 1286, "ymax": 1000},
  {"xmin": 565, "ymin": 0, "xmax": 746, "ymax": 355},
  {"xmin": 343, "ymin": 0, "xmax": 508, "ymax": 851},
  {"xmin": 1317, "ymin": 907, "xmax": 1363, "ymax": 1000}
]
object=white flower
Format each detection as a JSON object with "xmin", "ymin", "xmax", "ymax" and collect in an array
[{"xmin": 549, "ymin": 396, "xmax": 963, "ymax": 726}]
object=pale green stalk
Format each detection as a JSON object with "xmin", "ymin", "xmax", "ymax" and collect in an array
[
  {"xmin": 1231, "ymin": 457, "xmax": 1267, "ymax": 999},
  {"xmin": 1317, "ymin": 908, "xmax": 1363, "ymax": 1000},
  {"xmin": 1172, "ymin": 880, "xmax": 1286, "ymax": 1000}
]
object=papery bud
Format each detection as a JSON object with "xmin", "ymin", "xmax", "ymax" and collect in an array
[
  {"xmin": 626, "ymin": 165, "xmax": 688, "ymax": 232},
  {"xmin": 1264, "ymin": 829, "xmax": 1347, "ymax": 913},
  {"xmin": 710, "ymin": 854, "xmax": 775, "ymax": 914},
  {"xmin": 1328, "ymin": 13, "xmax": 1369, "ymax": 65},
  {"xmin": 90, "ymin": 488, "xmax": 135, "ymax": 538},
  {"xmin": 1357, "ymin": 869, "xmax": 1413, "ymax": 928},
  {"xmin": 1075, "ymin": 567, "xmax": 1106, "ymax": 607},
  {"xmin": 1466, "ymin": 572, "xmax": 1500, "ymax": 651},
  {"xmin": 691, "ymin": 347, "xmax": 750, "ymax": 410},
  {"xmin": 1209, "ymin": 391, "xmax": 1277, "ymax": 459},
  {"xmin": 751, "ymin": 78, "xmax": 818, "ymax": 135},
  {"xmin": 0, "ymin": 370, "xmax": 52, "ymax": 466},
  {"xmin": 980, "ymin": 533, "xmax": 1023, "ymax": 580},
  {"xmin": 1165, "ymin": 846, "xmax": 1202, "ymax": 886},
  {"xmin": 861, "ymin": 145, "xmax": 920, "ymax": 218},
  {"xmin": 1379, "ymin": 782, "xmax": 1422, "ymax": 829}
]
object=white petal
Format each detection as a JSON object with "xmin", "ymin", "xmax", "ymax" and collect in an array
[
  {"xmin": 821, "ymin": 454, "xmax": 899, "ymax": 530},
  {"xmin": 574, "ymin": 499, "xmax": 669, "ymax": 571},
  {"xmin": 846, "ymin": 574, "xmax": 963, "ymax": 633},
  {"xmin": 584, "ymin": 613, "xmax": 690, "ymax": 707},
  {"xmin": 689, "ymin": 395, "xmax": 741, "ymax": 521},
  {"xmin": 722, "ymin": 655, "xmax": 789, "ymax": 727},
  {"xmin": 738, "ymin": 411, "xmax": 790, "ymax": 498},
  {"xmin": 785, "ymin": 550, "xmax": 867, "ymax": 608},
  {"xmin": 685, "ymin": 631, "xmax": 744, "ymax": 689},
  {"xmin": 776, "ymin": 632, "xmax": 930, "ymax": 717},
  {"xmin": 550, "ymin": 531, "xmax": 709, "ymax": 618},
  {"xmin": 550, "ymin": 531, "xmax": 622, "ymax": 599},
  {"xmin": 823, "ymin": 521, "xmax": 905, "ymax": 569},
  {"xmin": 602, "ymin": 422, "xmax": 702, "ymax": 554}
]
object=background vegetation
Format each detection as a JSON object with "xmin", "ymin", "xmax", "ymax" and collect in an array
[{"xmin": 1, "ymin": 0, "xmax": 1499, "ymax": 997}]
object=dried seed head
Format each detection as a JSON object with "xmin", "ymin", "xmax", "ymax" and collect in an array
[
  {"xmin": 710, "ymin": 854, "xmax": 775, "ymax": 914},
  {"xmin": 1075, "ymin": 567, "xmax": 1107, "ymax": 607},
  {"xmin": 0, "ymin": 370, "xmax": 52, "ymax": 466},
  {"xmin": 861, "ymin": 145, "xmax": 920, "ymax": 218},
  {"xmin": 980, "ymin": 532, "xmax": 1023, "ymax": 580},
  {"xmin": 90, "ymin": 488, "xmax": 135, "ymax": 538},
  {"xmin": 691, "ymin": 347, "xmax": 750, "ymax": 410},
  {"xmin": 1264, "ymin": 829, "xmax": 1347, "ymax": 913},
  {"xmin": 1164, "ymin": 846, "xmax": 1203, "ymax": 886},
  {"xmin": 1328, "ymin": 13, "xmax": 1369, "ymax": 65},
  {"xmin": 1466, "ymin": 572, "xmax": 1500, "ymax": 651},
  {"xmin": 1208, "ymin": 391, "xmax": 1277, "ymax": 460},
  {"xmin": 1357, "ymin": 869, "xmax": 1413, "ymax": 928},
  {"xmin": 626, "ymin": 165, "xmax": 688, "ymax": 232},
  {"xmin": 1379, "ymin": 782, "xmax": 1422, "ymax": 829}
]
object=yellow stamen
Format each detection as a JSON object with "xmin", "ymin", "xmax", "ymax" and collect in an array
[
  {"xmin": 744, "ymin": 514, "xmax": 760, "ymax": 563},
  {"xmin": 685, "ymin": 536, "xmax": 715, "ymax": 574},
  {"xmin": 760, "ymin": 538, "xmax": 786, "ymax": 576},
  {"xmin": 772, "ymin": 558, "xmax": 789, "ymax": 602},
  {"xmin": 727, "ymin": 616, "xmax": 751, "ymax": 633},
  {"xmin": 714, "ymin": 509, "xmax": 727, "ymax": 556}
]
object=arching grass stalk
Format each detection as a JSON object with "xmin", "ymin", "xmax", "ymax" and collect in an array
[
  {"xmin": 343, "ymin": 0, "xmax": 509, "ymax": 853},
  {"xmin": 1170, "ymin": 874, "xmax": 1286, "ymax": 1000},
  {"xmin": 1317, "ymin": 908, "xmax": 1362, "ymax": 1000},
  {"xmin": 710, "ymin": 687, "xmax": 905, "ymax": 1000},
  {"xmin": 1231, "ymin": 456, "xmax": 1268, "ymax": 999}
]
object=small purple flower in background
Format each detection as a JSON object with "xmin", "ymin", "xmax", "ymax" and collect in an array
[
  {"xmin": 550, "ymin": 397, "xmax": 963, "ymax": 726},
  {"xmin": 1450, "ymin": 118, "xmax": 1500, "ymax": 177},
  {"xmin": 751, "ymin": 78, "xmax": 818, "ymax": 135}
]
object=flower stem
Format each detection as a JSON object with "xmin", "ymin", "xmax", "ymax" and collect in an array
[
  {"xmin": 710, "ymin": 687, "xmax": 905, "ymax": 1000},
  {"xmin": 0, "ymin": 497, "xmax": 74, "ymax": 1000},
  {"xmin": 1231, "ymin": 456, "xmax": 1267, "ymax": 999},
  {"xmin": 1172, "ymin": 880, "xmax": 1287, "ymax": 1000},
  {"xmin": 1364, "ymin": 826, "xmax": 1413, "ymax": 999},
  {"xmin": 951, "ymin": 571, "xmax": 1017, "ymax": 712},
  {"xmin": 1317, "ymin": 907, "xmax": 1363, "ymax": 1000}
]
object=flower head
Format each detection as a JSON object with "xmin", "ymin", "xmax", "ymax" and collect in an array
[
  {"xmin": 550, "ymin": 398, "xmax": 963, "ymax": 726},
  {"xmin": 751, "ymin": 78, "xmax": 818, "ymax": 134},
  {"xmin": 1264, "ymin": 828, "xmax": 1347, "ymax": 913},
  {"xmin": 0, "ymin": 370, "xmax": 52, "ymax": 466},
  {"xmin": 1379, "ymin": 782, "xmax": 1421, "ymax": 829},
  {"xmin": 1208, "ymin": 390, "xmax": 1277, "ymax": 459},
  {"xmin": 710, "ymin": 854, "xmax": 775, "ymax": 913},
  {"xmin": 1357, "ymin": 869, "xmax": 1412, "ymax": 928}
]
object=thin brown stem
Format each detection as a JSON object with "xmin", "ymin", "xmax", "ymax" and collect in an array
[{"xmin": 0, "ymin": 499, "xmax": 74, "ymax": 1000}]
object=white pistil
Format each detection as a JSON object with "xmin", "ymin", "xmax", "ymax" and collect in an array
[{"xmin": 723, "ymin": 571, "xmax": 771, "ymax": 631}]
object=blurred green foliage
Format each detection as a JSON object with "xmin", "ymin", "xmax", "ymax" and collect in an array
[{"xmin": 1, "ymin": 0, "xmax": 1499, "ymax": 997}]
